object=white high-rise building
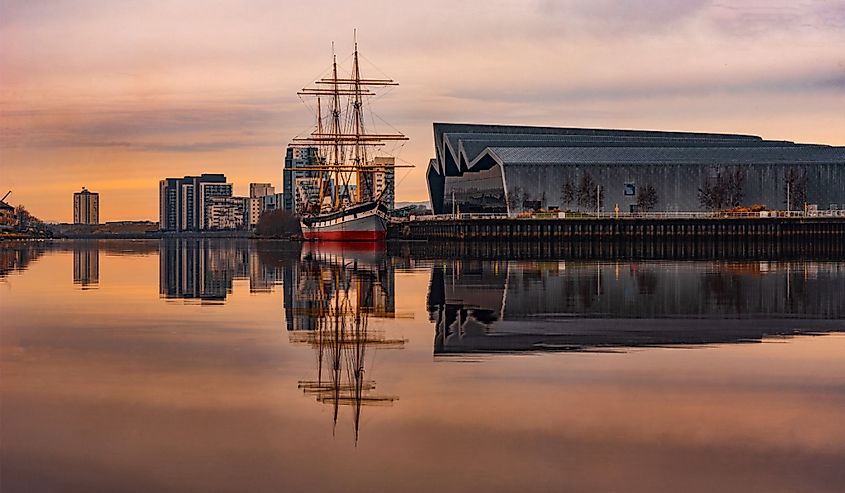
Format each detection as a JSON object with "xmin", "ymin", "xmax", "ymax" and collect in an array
[
  {"xmin": 249, "ymin": 183, "xmax": 275, "ymax": 227},
  {"xmin": 371, "ymin": 156, "xmax": 396, "ymax": 210},
  {"xmin": 250, "ymin": 183, "xmax": 274, "ymax": 198},
  {"xmin": 197, "ymin": 182, "xmax": 233, "ymax": 230},
  {"xmin": 159, "ymin": 174, "xmax": 229, "ymax": 231},
  {"xmin": 207, "ymin": 196, "xmax": 248, "ymax": 230}
]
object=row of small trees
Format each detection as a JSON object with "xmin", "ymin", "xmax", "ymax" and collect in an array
[
  {"xmin": 510, "ymin": 168, "xmax": 808, "ymax": 213},
  {"xmin": 559, "ymin": 174, "xmax": 603, "ymax": 210},
  {"xmin": 697, "ymin": 168, "xmax": 808, "ymax": 211},
  {"xmin": 508, "ymin": 173, "xmax": 660, "ymax": 212},
  {"xmin": 697, "ymin": 169, "xmax": 746, "ymax": 210}
]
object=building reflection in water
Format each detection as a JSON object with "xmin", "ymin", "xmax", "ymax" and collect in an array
[
  {"xmin": 72, "ymin": 241, "xmax": 99, "ymax": 288},
  {"xmin": 158, "ymin": 239, "xmax": 283, "ymax": 302},
  {"xmin": 286, "ymin": 244, "xmax": 403, "ymax": 444},
  {"xmin": 0, "ymin": 243, "xmax": 46, "ymax": 279},
  {"xmin": 427, "ymin": 260, "xmax": 845, "ymax": 354}
]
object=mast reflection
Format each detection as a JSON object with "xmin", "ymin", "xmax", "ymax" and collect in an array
[{"xmin": 287, "ymin": 244, "xmax": 404, "ymax": 444}]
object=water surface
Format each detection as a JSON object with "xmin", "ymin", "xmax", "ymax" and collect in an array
[{"xmin": 1, "ymin": 240, "xmax": 844, "ymax": 492}]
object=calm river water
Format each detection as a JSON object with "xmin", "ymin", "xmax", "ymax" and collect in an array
[{"xmin": 1, "ymin": 239, "xmax": 844, "ymax": 493}]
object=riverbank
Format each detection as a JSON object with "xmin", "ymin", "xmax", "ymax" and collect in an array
[
  {"xmin": 2, "ymin": 230, "xmax": 258, "ymax": 240},
  {"xmin": 5, "ymin": 215, "xmax": 844, "ymax": 243},
  {"xmin": 391, "ymin": 215, "xmax": 845, "ymax": 240}
]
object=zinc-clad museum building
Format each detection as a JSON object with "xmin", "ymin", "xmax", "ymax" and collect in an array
[{"xmin": 426, "ymin": 123, "xmax": 845, "ymax": 215}]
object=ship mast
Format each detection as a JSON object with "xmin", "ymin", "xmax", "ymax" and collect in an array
[
  {"xmin": 351, "ymin": 36, "xmax": 366, "ymax": 203},
  {"xmin": 316, "ymin": 97, "xmax": 326, "ymax": 211},
  {"xmin": 294, "ymin": 34, "xmax": 411, "ymax": 213},
  {"xmin": 330, "ymin": 51, "xmax": 342, "ymax": 208}
]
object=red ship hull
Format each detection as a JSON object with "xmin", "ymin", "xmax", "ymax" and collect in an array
[
  {"xmin": 302, "ymin": 230, "xmax": 386, "ymax": 241},
  {"xmin": 300, "ymin": 200, "xmax": 389, "ymax": 242}
]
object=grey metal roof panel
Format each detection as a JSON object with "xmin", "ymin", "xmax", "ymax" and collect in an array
[
  {"xmin": 434, "ymin": 122, "xmax": 767, "ymax": 172},
  {"xmin": 431, "ymin": 123, "xmax": 844, "ymax": 177},
  {"xmin": 452, "ymin": 135, "xmax": 801, "ymax": 162},
  {"xmin": 442, "ymin": 130, "xmax": 805, "ymax": 171},
  {"xmin": 453, "ymin": 138, "xmax": 789, "ymax": 173},
  {"xmin": 488, "ymin": 146, "xmax": 845, "ymax": 165},
  {"xmin": 443, "ymin": 132, "xmax": 772, "ymax": 147},
  {"xmin": 435, "ymin": 122, "xmax": 765, "ymax": 143}
]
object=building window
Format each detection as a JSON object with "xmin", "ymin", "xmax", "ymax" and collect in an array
[{"xmin": 624, "ymin": 183, "xmax": 636, "ymax": 196}]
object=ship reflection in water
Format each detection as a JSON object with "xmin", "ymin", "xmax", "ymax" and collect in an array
[
  {"xmin": 287, "ymin": 244, "xmax": 404, "ymax": 443},
  {"xmin": 427, "ymin": 260, "xmax": 845, "ymax": 354}
]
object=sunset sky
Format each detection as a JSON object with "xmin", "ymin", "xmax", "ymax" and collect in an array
[{"xmin": 1, "ymin": 0, "xmax": 843, "ymax": 222}]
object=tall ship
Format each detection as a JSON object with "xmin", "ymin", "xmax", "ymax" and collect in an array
[{"xmin": 293, "ymin": 36, "xmax": 409, "ymax": 241}]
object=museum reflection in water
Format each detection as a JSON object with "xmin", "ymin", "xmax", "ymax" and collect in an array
[{"xmin": 426, "ymin": 260, "xmax": 845, "ymax": 354}]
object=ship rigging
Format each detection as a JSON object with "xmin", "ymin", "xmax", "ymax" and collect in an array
[
  {"xmin": 292, "ymin": 34, "xmax": 411, "ymax": 241},
  {"xmin": 291, "ymin": 247, "xmax": 405, "ymax": 444}
]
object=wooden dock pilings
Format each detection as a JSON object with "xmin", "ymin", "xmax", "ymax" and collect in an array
[
  {"xmin": 387, "ymin": 237, "xmax": 845, "ymax": 261},
  {"xmin": 392, "ymin": 217, "xmax": 845, "ymax": 241}
]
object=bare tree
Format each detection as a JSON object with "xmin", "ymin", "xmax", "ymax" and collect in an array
[
  {"xmin": 577, "ymin": 173, "xmax": 601, "ymax": 210},
  {"xmin": 698, "ymin": 169, "xmax": 746, "ymax": 210},
  {"xmin": 727, "ymin": 169, "xmax": 746, "ymax": 207},
  {"xmin": 636, "ymin": 184, "xmax": 658, "ymax": 211},
  {"xmin": 784, "ymin": 168, "xmax": 807, "ymax": 210},
  {"xmin": 255, "ymin": 209, "xmax": 301, "ymax": 237},
  {"xmin": 507, "ymin": 186, "xmax": 524, "ymax": 212},
  {"xmin": 698, "ymin": 180, "xmax": 723, "ymax": 210},
  {"xmin": 560, "ymin": 179, "xmax": 575, "ymax": 208},
  {"xmin": 15, "ymin": 205, "xmax": 30, "ymax": 231}
]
